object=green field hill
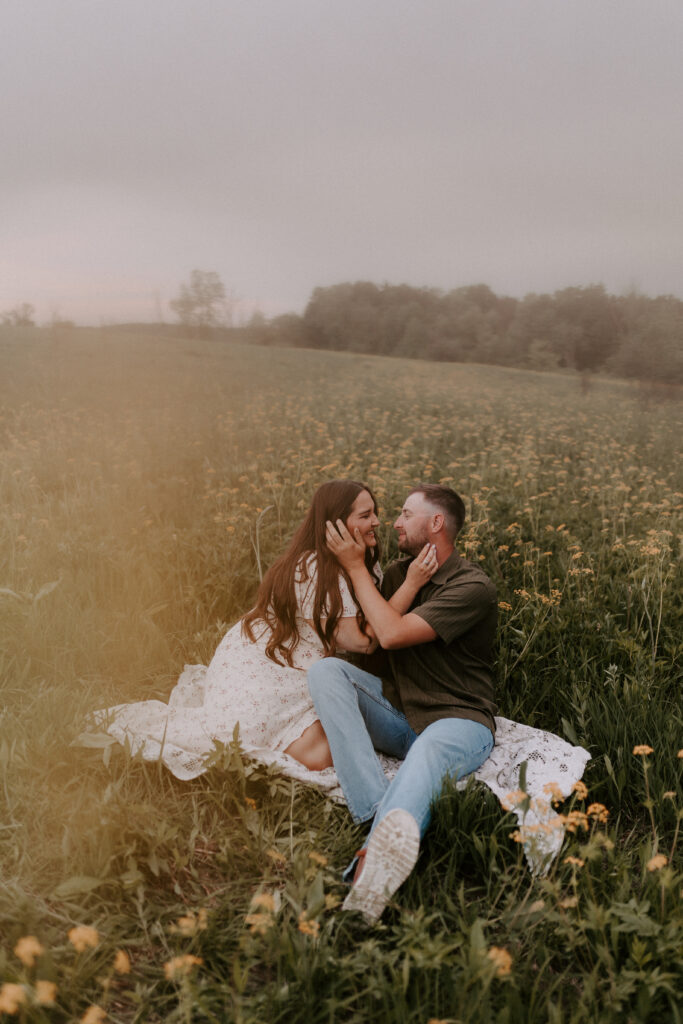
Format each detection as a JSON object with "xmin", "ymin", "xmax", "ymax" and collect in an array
[{"xmin": 0, "ymin": 330, "xmax": 681, "ymax": 1023}]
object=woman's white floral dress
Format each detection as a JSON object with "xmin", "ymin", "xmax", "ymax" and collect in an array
[{"xmin": 91, "ymin": 555, "xmax": 362, "ymax": 780}]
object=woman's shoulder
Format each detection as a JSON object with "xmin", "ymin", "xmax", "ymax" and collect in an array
[{"xmin": 294, "ymin": 551, "xmax": 318, "ymax": 583}]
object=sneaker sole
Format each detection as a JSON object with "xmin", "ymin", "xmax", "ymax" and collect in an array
[{"xmin": 342, "ymin": 808, "xmax": 420, "ymax": 924}]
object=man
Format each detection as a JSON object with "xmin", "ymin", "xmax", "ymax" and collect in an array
[{"xmin": 307, "ymin": 484, "xmax": 497, "ymax": 924}]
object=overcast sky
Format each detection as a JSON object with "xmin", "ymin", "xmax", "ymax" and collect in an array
[{"xmin": 2, "ymin": 0, "xmax": 682, "ymax": 325}]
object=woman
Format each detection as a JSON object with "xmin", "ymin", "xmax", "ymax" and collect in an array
[{"xmin": 90, "ymin": 480, "xmax": 436, "ymax": 780}]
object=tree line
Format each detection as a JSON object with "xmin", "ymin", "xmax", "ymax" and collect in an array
[
  {"xmin": 4, "ymin": 272, "xmax": 681, "ymax": 385},
  {"xmin": 255, "ymin": 281, "xmax": 681, "ymax": 385}
]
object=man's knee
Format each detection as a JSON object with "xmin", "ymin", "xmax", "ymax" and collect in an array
[
  {"xmin": 307, "ymin": 656, "xmax": 348, "ymax": 693},
  {"xmin": 413, "ymin": 718, "xmax": 493, "ymax": 775}
]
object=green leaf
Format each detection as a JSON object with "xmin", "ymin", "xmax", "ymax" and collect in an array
[
  {"xmin": 71, "ymin": 731, "xmax": 119, "ymax": 749},
  {"xmin": 610, "ymin": 899, "xmax": 661, "ymax": 936},
  {"xmin": 33, "ymin": 579, "xmax": 61, "ymax": 604},
  {"xmin": 54, "ymin": 875, "xmax": 107, "ymax": 897},
  {"xmin": 306, "ymin": 870, "xmax": 325, "ymax": 916},
  {"xmin": 562, "ymin": 718, "xmax": 579, "ymax": 745},
  {"xmin": 518, "ymin": 759, "xmax": 528, "ymax": 794}
]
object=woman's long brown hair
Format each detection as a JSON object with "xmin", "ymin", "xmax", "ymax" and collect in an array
[{"xmin": 242, "ymin": 480, "xmax": 381, "ymax": 666}]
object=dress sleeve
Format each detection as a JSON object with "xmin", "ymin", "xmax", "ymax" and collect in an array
[
  {"xmin": 293, "ymin": 554, "xmax": 318, "ymax": 619},
  {"xmin": 338, "ymin": 573, "xmax": 360, "ymax": 617},
  {"xmin": 294, "ymin": 555, "xmax": 372, "ymax": 619}
]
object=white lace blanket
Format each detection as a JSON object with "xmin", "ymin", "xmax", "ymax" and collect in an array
[
  {"xmin": 81, "ymin": 664, "xmax": 591, "ymax": 874},
  {"xmin": 251, "ymin": 717, "xmax": 592, "ymax": 874}
]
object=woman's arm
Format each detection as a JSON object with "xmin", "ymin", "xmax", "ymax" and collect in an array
[
  {"xmin": 333, "ymin": 616, "xmax": 379, "ymax": 654},
  {"xmin": 325, "ymin": 523, "xmax": 438, "ymax": 650},
  {"xmin": 387, "ymin": 543, "xmax": 438, "ymax": 614},
  {"xmin": 310, "ymin": 547, "xmax": 436, "ymax": 654},
  {"xmin": 305, "ymin": 616, "xmax": 378, "ymax": 654}
]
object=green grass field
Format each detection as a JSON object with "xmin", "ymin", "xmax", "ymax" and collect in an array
[{"xmin": 1, "ymin": 330, "xmax": 681, "ymax": 1023}]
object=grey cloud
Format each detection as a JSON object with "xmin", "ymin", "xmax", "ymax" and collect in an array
[{"xmin": 2, "ymin": 0, "xmax": 682, "ymax": 322}]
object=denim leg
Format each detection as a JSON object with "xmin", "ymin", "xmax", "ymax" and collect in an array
[
  {"xmin": 370, "ymin": 717, "xmax": 495, "ymax": 839},
  {"xmin": 307, "ymin": 657, "xmax": 416, "ymax": 823}
]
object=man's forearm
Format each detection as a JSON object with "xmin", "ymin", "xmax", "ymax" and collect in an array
[
  {"xmin": 347, "ymin": 566, "xmax": 436, "ymax": 649},
  {"xmin": 347, "ymin": 566, "xmax": 403, "ymax": 644}
]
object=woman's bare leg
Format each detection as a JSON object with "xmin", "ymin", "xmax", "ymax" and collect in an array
[{"xmin": 284, "ymin": 720, "xmax": 333, "ymax": 771}]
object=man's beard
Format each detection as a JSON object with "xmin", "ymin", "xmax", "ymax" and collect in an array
[{"xmin": 398, "ymin": 530, "xmax": 430, "ymax": 558}]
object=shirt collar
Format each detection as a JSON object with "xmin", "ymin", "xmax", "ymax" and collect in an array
[{"xmin": 430, "ymin": 549, "xmax": 463, "ymax": 585}]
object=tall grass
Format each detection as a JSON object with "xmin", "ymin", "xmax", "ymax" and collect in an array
[{"xmin": 0, "ymin": 329, "xmax": 681, "ymax": 1022}]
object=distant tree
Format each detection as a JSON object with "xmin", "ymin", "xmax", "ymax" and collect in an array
[
  {"xmin": 504, "ymin": 293, "xmax": 566, "ymax": 367},
  {"xmin": 170, "ymin": 270, "xmax": 227, "ymax": 336},
  {"xmin": 1, "ymin": 302, "xmax": 35, "ymax": 327},
  {"xmin": 608, "ymin": 294, "xmax": 683, "ymax": 384},
  {"xmin": 266, "ymin": 313, "xmax": 307, "ymax": 347},
  {"xmin": 299, "ymin": 278, "xmax": 679, "ymax": 383},
  {"xmin": 552, "ymin": 285, "xmax": 620, "ymax": 371}
]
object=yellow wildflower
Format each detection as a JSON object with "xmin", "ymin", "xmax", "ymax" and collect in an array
[
  {"xmin": 559, "ymin": 896, "xmax": 578, "ymax": 909},
  {"xmin": 173, "ymin": 914, "xmax": 197, "ymax": 937},
  {"xmin": 34, "ymin": 980, "xmax": 57, "ymax": 1005},
  {"xmin": 543, "ymin": 781, "xmax": 564, "ymax": 804},
  {"xmin": 308, "ymin": 851, "xmax": 328, "ymax": 867},
  {"xmin": 265, "ymin": 848, "xmax": 286, "ymax": 864},
  {"xmin": 563, "ymin": 810, "xmax": 589, "ymax": 833},
  {"xmin": 113, "ymin": 949, "xmax": 131, "ymax": 974},
  {"xmin": 498, "ymin": 601, "xmax": 512, "ymax": 611},
  {"xmin": 572, "ymin": 780, "xmax": 588, "ymax": 800},
  {"xmin": 0, "ymin": 984, "xmax": 27, "ymax": 1014},
  {"xmin": 81, "ymin": 1006, "xmax": 107, "ymax": 1024},
  {"xmin": 501, "ymin": 789, "xmax": 528, "ymax": 810},
  {"xmin": 163, "ymin": 955, "xmax": 203, "ymax": 980},
  {"xmin": 244, "ymin": 797, "xmax": 257, "ymax": 810},
  {"xmin": 633, "ymin": 745, "xmax": 653, "ymax": 756},
  {"xmin": 662, "ymin": 791, "xmax": 676, "ymax": 800},
  {"xmin": 245, "ymin": 912, "xmax": 272, "ymax": 936},
  {"xmin": 563, "ymin": 856, "xmax": 585, "ymax": 868},
  {"xmin": 68, "ymin": 926, "xmax": 100, "ymax": 952},
  {"xmin": 487, "ymin": 946, "xmax": 513, "ymax": 977},
  {"xmin": 297, "ymin": 912, "xmax": 320, "ymax": 938},
  {"xmin": 586, "ymin": 803, "xmax": 609, "ymax": 823},
  {"xmin": 172, "ymin": 909, "xmax": 208, "ymax": 936},
  {"xmin": 251, "ymin": 892, "xmax": 276, "ymax": 912},
  {"xmin": 14, "ymin": 935, "xmax": 44, "ymax": 967},
  {"xmin": 646, "ymin": 854, "xmax": 668, "ymax": 872}
]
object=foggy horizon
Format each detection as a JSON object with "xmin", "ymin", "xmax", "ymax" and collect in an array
[{"xmin": 2, "ymin": 0, "xmax": 683, "ymax": 326}]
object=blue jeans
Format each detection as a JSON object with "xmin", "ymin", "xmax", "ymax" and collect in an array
[{"xmin": 307, "ymin": 657, "xmax": 494, "ymax": 843}]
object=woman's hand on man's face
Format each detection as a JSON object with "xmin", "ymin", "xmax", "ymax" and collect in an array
[
  {"xmin": 326, "ymin": 519, "xmax": 367, "ymax": 570},
  {"xmin": 405, "ymin": 543, "xmax": 438, "ymax": 589}
]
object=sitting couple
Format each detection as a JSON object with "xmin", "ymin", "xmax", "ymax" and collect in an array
[{"xmin": 97, "ymin": 479, "xmax": 497, "ymax": 923}]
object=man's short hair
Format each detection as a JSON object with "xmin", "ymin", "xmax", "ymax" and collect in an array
[{"xmin": 409, "ymin": 484, "xmax": 466, "ymax": 540}]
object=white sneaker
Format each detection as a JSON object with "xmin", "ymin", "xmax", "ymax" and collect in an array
[{"xmin": 342, "ymin": 808, "xmax": 420, "ymax": 924}]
